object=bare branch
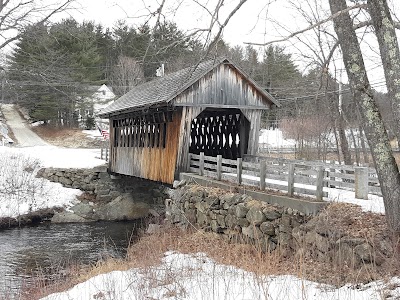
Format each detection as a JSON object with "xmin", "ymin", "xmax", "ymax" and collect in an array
[
  {"xmin": 0, "ymin": 0, "xmax": 75, "ymax": 51},
  {"xmin": 206, "ymin": 0, "xmax": 248, "ymax": 54},
  {"xmin": 244, "ymin": 3, "xmax": 367, "ymax": 46}
]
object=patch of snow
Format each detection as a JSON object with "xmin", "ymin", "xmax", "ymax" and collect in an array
[
  {"xmin": 0, "ymin": 145, "xmax": 106, "ymax": 218},
  {"xmin": 40, "ymin": 251, "xmax": 400, "ymax": 300},
  {"xmin": 82, "ymin": 129, "xmax": 103, "ymax": 139},
  {"xmin": 259, "ymin": 129, "xmax": 296, "ymax": 148}
]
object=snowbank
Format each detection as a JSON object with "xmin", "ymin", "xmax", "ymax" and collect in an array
[{"xmin": 40, "ymin": 251, "xmax": 400, "ymax": 300}]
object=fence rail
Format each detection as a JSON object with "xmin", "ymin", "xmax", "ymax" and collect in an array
[{"xmin": 189, "ymin": 153, "xmax": 382, "ymax": 201}]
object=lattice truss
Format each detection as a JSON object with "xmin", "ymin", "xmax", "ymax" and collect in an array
[
  {"xmin": 112, "ymin": 111, "xmax": 173, "ymax": 148},
  {"xmin": 189, "ymin": 112, "xmax": 243, "ymax": 159}
]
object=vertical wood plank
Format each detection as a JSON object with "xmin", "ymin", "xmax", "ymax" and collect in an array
[
  {"xmin": 217, "ymin": 154, "xmax": 222, "ymax": 180},
  {"xmin": 199, "ymin": 152, "xmax": 205, "ymax": 176},
  {"xmin": 237, "ymin": 157, "xmax": 242, "ymax": 185},
  {"xmin": 259, "ymin": 160, "xmax": 266, "ymax": 190},
  {"xmin": 288, "ymin": 163, "xmax": 295, "ymax": 197},
  {"xmin": 316, "ymin": 166, "xmax": 324, "ymax": 201}
]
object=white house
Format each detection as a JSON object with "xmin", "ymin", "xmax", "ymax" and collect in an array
[{"xmin": 77, "ymin": 84, "xmax": 116, "ymax": 129}]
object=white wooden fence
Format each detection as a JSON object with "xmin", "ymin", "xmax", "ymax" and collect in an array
[{"xmin": 189, "ymin": 153, "xmax": 382, "ymax": 201}]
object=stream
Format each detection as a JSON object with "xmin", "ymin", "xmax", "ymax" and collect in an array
[{"xmin": 0, "ymin": 221, "xmax": 141, "ymax": 298}]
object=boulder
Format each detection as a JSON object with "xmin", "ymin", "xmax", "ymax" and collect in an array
[
  {"xmin": 246, "ymin": 207, "xmax": 266, "ymax": 225},
  {"xmin": 70, "ymin": 202, "xmax": 94, "ymax": 219},
  {"xmin": 242, "ymin": 225, "xmax": 263, "ymax": 240},
  {"xmin": 51, "ymin": 211, "xmax": 92, "ymax": 223},
  {"xmin": 263, "ymin": 209, "xmax": 281, "ymax": 221},
  {"xmin": 235, "ymin": 203, "xmax": 249, "ymax": 218},
  {"xmin": 94, "ymin": 193, "xmax": 150, "ymax": 221},
  {"xmin": 354, "ymin": 243, "xmax": 373, "ymax": 263},
  {"xmin": 260, "ymin": 222, "xmax": 275, "ymax": 236}
]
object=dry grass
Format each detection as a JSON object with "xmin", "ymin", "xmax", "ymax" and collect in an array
[
  {"xmin": 20, "ymin": 221, "xmax": 400, "ymax": 300},
  {"xmin": 32, "ymin": 126, "xmax": 104, "ymax": 148}
]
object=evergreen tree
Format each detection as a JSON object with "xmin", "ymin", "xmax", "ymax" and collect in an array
[{"xmin": 8, "ymin": 19, "xmax": 106, "ymax": 125}]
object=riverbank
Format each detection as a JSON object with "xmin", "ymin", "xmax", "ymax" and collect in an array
[
  {"xmin": 0, "ymin": 207, "xmax": 60, "ymax": 229},
  {"xmin": 27, "ymin": 181, "xmax": 399, "ymax": 300},
  {"xmin": 32, "ymin": 220, "xmax": 400, "ymax": 300}
]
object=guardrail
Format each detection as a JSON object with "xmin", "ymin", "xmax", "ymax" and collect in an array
[{"xmin": 189, "ymin": 153, "xmax": 382, "ymax": 201}]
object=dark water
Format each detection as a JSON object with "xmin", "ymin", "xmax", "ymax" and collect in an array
[{"xmin": 0, "ymin": 221, "xmax": 141, "ymax": 297}]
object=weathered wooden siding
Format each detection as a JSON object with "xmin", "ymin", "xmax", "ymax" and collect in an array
[
  {"xmin": 240, "ymin": 109, "xmax": 262, "ymax": 155},
  {"xmin": 173, "ymin": 63, "xmax": 271, "ymax": 108},
  {"xmin": 175, "ymin": 106, "xmax": 204, "ymax": 176},
  {"xmin": 109, "ymin": 110, "xmax": 182, "ymax": 184}
]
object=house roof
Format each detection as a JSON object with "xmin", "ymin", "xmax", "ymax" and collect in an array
[{"xmin": 98, "ymin": 57, "xmax": 279, "ymax": 118}]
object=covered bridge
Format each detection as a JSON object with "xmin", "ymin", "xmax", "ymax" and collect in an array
[{"xmin": 98, "ymin": 57, "xmax": 279, "ymax": 184}]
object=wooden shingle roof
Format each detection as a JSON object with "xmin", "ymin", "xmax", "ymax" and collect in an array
[{"xmin": 98, "ymin": 57, "xmax": 279, "ymax": 118}]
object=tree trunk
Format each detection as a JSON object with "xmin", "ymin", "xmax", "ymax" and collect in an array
[
  {"xmin": 359, "ymin": 125, "xmax": 370, "ymax": 164},
  {"xmin": 333, "ymin": 123, "xmax": 342, "ymax": 164},
  {"xmin": 367, "ymin": 0, "xmax": 400, "ymax": 150},
  {"xmin": 329, "ymin": 0, "xmax": 400, "ymax": 233},
  {"xmin": 338, "ymin": 114, "xmax": 352, "ymax": 165},
  {"xmin": 349, "ymin": 128, "xmax": 360, "ymax": 165}
]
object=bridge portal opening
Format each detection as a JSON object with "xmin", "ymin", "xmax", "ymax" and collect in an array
[{"xmin": 189, "ymin": 108, "xmax": 250, "ymax": 159}]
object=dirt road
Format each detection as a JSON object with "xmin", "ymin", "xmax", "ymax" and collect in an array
[{"xmin": 1, "ymin": 104, "xmax": 49, "ymax": 147}]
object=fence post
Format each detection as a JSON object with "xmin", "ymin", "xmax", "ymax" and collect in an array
[
  {"xmin": 101, "ymin": 148, "xmax": 104, "ymax": 160},
  {"xmin": 237, "ymin": 157, "xmax": 242, "ymax": 185},
  {"xmin": 316, "ymin": 166, "xmax": 324, "ymax": 201},
  {"xmin": 199, "ymin": 152, "xmax": 205, "ymax": 176},
  {"xmin": 329, "ymin": 160, "xmax": 336, "ymax": 188},
  {"xmin": 216, "ymin": 155, "xmax": 222, "ymax": 180},
  {"xmin": 355, "ymin": 167, "xmax": 368, "ymax": 200},
  {"xmin": 259, "ymin": 160, "xmax": 266, "ymax": 190},
  {"xmin": 288, "ymin": 163, "xmax": 295, "ymax": 197}
]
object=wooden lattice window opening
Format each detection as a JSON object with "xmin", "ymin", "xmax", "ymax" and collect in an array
[{"xmin": 112, "ymin": 111, "xmax": 171, "ymax": 149}]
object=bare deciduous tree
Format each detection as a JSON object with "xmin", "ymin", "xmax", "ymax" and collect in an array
[
  {"xmin": 111, "ymin": 56, "xmax": 144, "ymax": 96},
  {"xmin": 367, "ymin": 0, "xmax": 400, "ymax": 149},
  {"xmin": 0, "ymin": 0, "xmax": 75, "ymax": 51},
  {"xmin": 329, "ymin": 0, "xmax": 400, "ymax": 233}
]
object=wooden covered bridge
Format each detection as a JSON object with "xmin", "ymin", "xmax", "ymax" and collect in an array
[{"xmin": 98, "ymin": 57, "xmax": 279, "ymax": 184}]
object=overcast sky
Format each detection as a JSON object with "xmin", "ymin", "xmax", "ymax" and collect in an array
[
  {"xmin": 71, "ymin": 0, "xmax": 276, "ymax": 46},
  {"xmin": 65, "ymin": 0, "xmax": 400, "ymax": 91}
]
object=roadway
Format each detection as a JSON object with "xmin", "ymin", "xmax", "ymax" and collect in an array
[{"xmin": 1, "ymin": 104, "xmax": 49, "ymax": 147}]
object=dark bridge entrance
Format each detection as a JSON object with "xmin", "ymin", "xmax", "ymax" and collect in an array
[{"xmin": 189, "ymin": 108, "xmax": 250, "ymax": 160}]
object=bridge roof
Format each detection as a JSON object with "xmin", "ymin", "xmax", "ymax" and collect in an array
[{"xmin": 97, "ymin": 57, "xmax": 279, "ymax": 118}]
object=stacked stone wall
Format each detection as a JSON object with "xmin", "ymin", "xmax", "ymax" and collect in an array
[
  {"xmin": 167, "ymin": 181, "xmax": 395, "ymax": 268},
  {"xmin": 167, "ymin": 183, "xmax": 309, "ymax": 252},
  {"xmin": 36, "ymin": 166, "xmax": 167, "ymax": 222},
  {"xmin": 37, "ymin": 166, "xmax": 166, "ymax": 205}
]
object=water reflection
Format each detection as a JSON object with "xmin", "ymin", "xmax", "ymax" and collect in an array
[{"xmin": 0, "ymin": 221, "xmax": 141, "ymax": 296}]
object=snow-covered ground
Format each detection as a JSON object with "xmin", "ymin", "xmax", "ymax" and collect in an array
[
  {"xmin": 41, "ymin": 251, "xmax": 400, "ymax": 300},
  {"xmin": 0, "ymin": 145, "xmax": 105, "ymax": 218},
  {"xmin": 259, "ymin": 128, "xmax": 297, "ymax": 149}
]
